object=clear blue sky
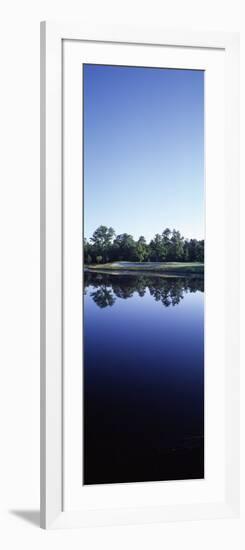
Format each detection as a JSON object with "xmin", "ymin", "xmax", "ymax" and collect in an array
[{"xmin": 83, "ymin": 64, "xmax": 204, "ymax": 242}]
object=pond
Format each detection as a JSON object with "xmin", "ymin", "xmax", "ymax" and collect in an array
[{"xmin": 83, "ymin": 271, "xmax": 204, "ymax": 485}]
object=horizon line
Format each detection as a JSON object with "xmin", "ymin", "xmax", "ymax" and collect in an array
[{"xmin": 84, "ymin": 228, "xmax": 204, "ymax": 243}]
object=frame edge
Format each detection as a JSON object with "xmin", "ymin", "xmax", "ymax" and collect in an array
[
  {"xmin": 40, "ymin": 20, "xmax": 63, "ymax": 529},
  {"xmin": 40, "ymin": 21, "xmax": 240, "ymax": 528}
]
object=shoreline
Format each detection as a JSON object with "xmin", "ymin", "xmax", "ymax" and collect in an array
[{"xmin": 84, "ymin": 262, "xmax": 204, "ymax": 278}]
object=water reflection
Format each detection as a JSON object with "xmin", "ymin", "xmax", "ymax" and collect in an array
[
  {"xmin": 84, "ymin": 269, "xmax": 204, "ymax": 484},
  {"xmin": 84, "ymin": 270, "xmax": 204, "ymax": 309}
]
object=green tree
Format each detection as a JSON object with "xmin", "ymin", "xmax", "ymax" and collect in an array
[
  {"xmin": 84, "ymin": 237, "xmax": 94, "ymax": 264},
  {"xmin": 91, "ymin": 225, "xmax": 115, "ymax": 247},
  {"xmin": 183, "ymin": 241, "xmax": 189, "ymax": 262},
  {"xmin": 169, "ymin": 229, "xmax": 184, "ymax": 261},
  {"xmin": 113, "ymin": 233, "xmax": 137, "ymax": 261},
  {"xmin": 149, "ymin": 234, "xmax": 164, "ymax": 261},
  {"xmin": 187, "ymin": 239, "xmax": 204, "ymax": 262},
  {"xmin": 84, "ymin": 225, "xmax": 204, "ymax": 264},
  {"xmin": 90, "ymin": 225, "xmax": 115, "ymax": 262},
  {"xmin": 162, "ymin": 228, "xmax": 172, "ymax": 260},
  {"xmin": 196, "ymin": 240, "xmax": 204, "ymax": 262},
  {"xmin": 135, "ymin": 236, "xmax": 148, "ymax": 262}
]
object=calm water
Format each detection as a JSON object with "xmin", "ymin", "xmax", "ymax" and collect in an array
[{"xmin": 83, "ymin": 271, "xmax": 204, "ymax": 485}]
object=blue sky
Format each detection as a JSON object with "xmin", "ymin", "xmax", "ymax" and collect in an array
[{"xmin": 83, "ymin": 64, "xmax": 204, "ymax": 242}]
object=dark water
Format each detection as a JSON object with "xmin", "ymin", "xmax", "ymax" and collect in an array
[{"xmin": 83, "ymin": 271, "xmax": 204, "ymax": 485}]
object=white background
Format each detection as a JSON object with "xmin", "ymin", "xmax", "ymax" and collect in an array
[{"xmin": 0, "ymin": 0, "xmax": 243, "ymax": 548}]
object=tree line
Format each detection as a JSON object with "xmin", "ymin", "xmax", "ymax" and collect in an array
[{"xmin": 84, "ymin": 225, "xmax": 204, "ymax": 264}]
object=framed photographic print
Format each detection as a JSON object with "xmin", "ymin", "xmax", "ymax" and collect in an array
[{"xmin": 40, "ymin": 22, "xmax": 240, "ymax": 529}]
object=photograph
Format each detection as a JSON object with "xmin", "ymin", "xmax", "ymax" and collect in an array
[
  {"xmin": 83, "ymin": 63, "xmax": 204, "ymax": 485},
  {"xmin": 0, "ymin": 6, "xmax": 239, "ymax": 541}
]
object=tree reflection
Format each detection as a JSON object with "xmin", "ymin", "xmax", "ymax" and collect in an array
[
  {"xmin": 84, "ymin": 271, "xmax": 204, "ymax": 309},
  {"xmin": 90, "ymin": 286, "xmax": 116, "ymax": 308}
]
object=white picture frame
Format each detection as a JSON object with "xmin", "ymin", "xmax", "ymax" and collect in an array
[{"xmin": 40, "ymin": 22, "xmax": 240, "ymax": 529}]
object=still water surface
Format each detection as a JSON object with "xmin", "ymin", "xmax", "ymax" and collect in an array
[{"xmin": 84, "ymin": 271, "xmax": 204, "ymax": 485}]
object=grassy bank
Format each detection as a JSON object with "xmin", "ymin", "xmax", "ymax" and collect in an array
[{"xmin": 85, "ymin": 261, "xmax": 204, "ymax": 276}]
